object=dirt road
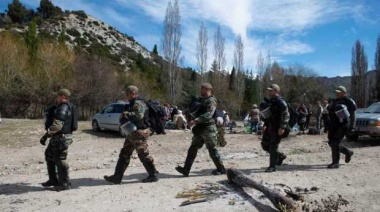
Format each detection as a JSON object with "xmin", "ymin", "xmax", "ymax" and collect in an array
[{"xmin": 1, "ymin": 119, "xmax": 379, "ymax": 211}]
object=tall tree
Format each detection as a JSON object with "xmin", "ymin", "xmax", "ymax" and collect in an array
[
  {"xmin": 7, "ymin": 0, "xmax": 27, "ymax": 24},
  {"xmin": 375, "ymin": 35, "xmax": 380, "ymax": 101},
  {"xmin": 152, "ymin": 44, "xmax": 158, "ymax": 55},
  {"xmin": 213, "ymin": 25, "xmax": 226, "ymax": 84},
  {"xmin": 37, "ymin": 0, "xmax": 62, "ymax": 19},
  {"xmin": 351, "ymin": 40, "xmax": 367, "ymax": 108},
  {"xmin": 256, "ymin": 51, "xmax": 271, "ymax": 100},
  {"xmin": 196, "ymin": 22, "xmax": 208, "ymax": 83},
  {"xmin": 233, "ymin": 34, "xmax": 245, "ymax": 101},
  {"xmin": 162, "ymin": 0, "xmax": 182, "ymax": 103}
]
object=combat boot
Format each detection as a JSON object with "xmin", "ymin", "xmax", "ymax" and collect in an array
[
  {"xmin": 211, "ymin": 167, "xmax": 226, "ymax": 175},
  {"xmin": 340, "ymin": 147, "xmax": 353, "ymax": 163},
  {"xmin": 176, "ymin": 145, "xmax": 197, "ymax": 177},
  {"xmin": 42, "ymin": 161, "xmax": 59, "ymax": 187},
  {"xmin": 55, "ymin": 182, "xmax": 71, "ymax": 192},
  {"xmin": 265, "ymin": 167, "xmax": 276, "ymax": 172},
  {"xmin": 327, "ymin": 163, "xmax": 339, "ymax": 169},
  {"xmin": 175, "ymin": 166, "xmax": 190, "ymax": 177},
  {"xmin": 277, "ymin": 153, "xmax": 287, "ymax": 166},
  {"xmin": 142, "ymin": 160, "xmax": 159, "ymax": 183},
  {"xmin": 104, "ymin": 158, "xmax": 129, "ymax": 184}
]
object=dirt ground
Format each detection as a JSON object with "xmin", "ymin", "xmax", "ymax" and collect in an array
[{"xmin": 0, "ymin": 119, "xmax": 380, "ymax": 212}]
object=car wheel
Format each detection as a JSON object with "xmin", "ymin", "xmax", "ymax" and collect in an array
[
  {"xmin": 346, "ymin": 133, "xmax": 359, "ymax": 142},
  {"xmin": 92, "ymin": 120, "xmax": 101, "ymax": 132}
]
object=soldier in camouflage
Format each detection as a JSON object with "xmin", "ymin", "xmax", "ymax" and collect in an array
[
  {"xmin": 40, "ymin": 88, "xmax": 75, "ymax": 191},
  {"xmin": 326, "ymin": 86, "xmax": 355, "ymax": 169},
  {"xmin": 261, "ymin": 84, "xmax": 290, "ymax": 172},
  {"xmin": 176, "ymin": 83, "xmax": 226, "ymax": 176},
  {"xmin": 104, "ymin": 85, "xmax": 159, "ymax": 184}
]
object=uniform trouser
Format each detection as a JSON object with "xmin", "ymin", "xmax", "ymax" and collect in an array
[
  {"xmin": 116, "ymin": 129, "xmax": 157, "ymax": 178},
  {"xmin": 216, "ymin": 125, "xmax": 226, "ymax": 147},
  {"xmin": 184, "ymin": 124, "xmax": 225, "ymax": 172},
  {"xmin": 322, "ymin": 114, "xmax": 330, "ymax": 132},
  {"xmin": 261, "ymin": 128, "xmax": 285, "ymax": 168},
  {"xmin": 45, "ymin": 135, "xmax": 72, "ymax": 185},
  {"xmin": 328, "ymin": 127, "xmax": 352, "ymax": 164}
]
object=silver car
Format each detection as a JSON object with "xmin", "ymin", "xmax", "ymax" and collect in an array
[
  {"xmin": 91, "ymin": 102, "xmax": 127, "ymax": 135},
  {"xmin": 347, "ymin": 102, "xmax": 380, "ymax": 141}
]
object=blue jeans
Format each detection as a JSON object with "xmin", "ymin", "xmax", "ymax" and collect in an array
[{"xmin": 250, "ymin": 120, "xmax": 259, "ymax": 133}]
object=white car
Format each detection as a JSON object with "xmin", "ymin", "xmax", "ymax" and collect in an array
[{"xmin": 91, "ymin": 102, "xmax": 127, "ymax": 135}]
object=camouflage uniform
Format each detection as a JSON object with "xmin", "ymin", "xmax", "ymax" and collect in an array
[
  {"xmin": 216, "ymin": 125, "xmax": 226, "ymax": 147},
  {"xmin": 43, "ymin": 100, "xmax": 75, "ymax": 190},
  {"xmin": 176, "ymin": 95, "xmax": 226, "ymax": 176},
  {"xmin": 104, "ymin": 98, "xmax": 158, "ymax": 183},
  {"xmin": 261, "ymin": 95, "xmax": 290, "ymax": 172}
]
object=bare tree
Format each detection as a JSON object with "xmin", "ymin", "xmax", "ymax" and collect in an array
[
  {"xmin": 256, "ymin": 51, "xmax": 271, "ymax": 100},
  {"xmin": 233, "ymin": 34, "xmax": 245, "ymax": 102},
  {"xmin": 213, "ymin": 24, "xmax": 226, "ymax": 84},
  {"xmin": 162, "ymin": 0, "xmax": 182, "ymax": 104},
  {"xmin": 196, "ymin": 22, "xmax": 208, "ymax": 83},
  {"xmin": 375, "ymin": 34, "xmax": 380, "ymax": 101},
  {"xmin": 351, "ymin": 40, "xmax": 367, "ymax": 108}
]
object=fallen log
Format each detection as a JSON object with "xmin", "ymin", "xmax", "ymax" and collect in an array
[{"xmin": 227, "ymin": 168, "xmax": 300, "ymax": 212}]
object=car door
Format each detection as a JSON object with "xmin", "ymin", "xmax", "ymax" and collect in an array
[
  {"xmin": 98, "ymin": 104, "xmax": 116, "ymax": 130},
  {"xmin": 108, "ymin": 104, "xmax": 125, "ymax": 131}
]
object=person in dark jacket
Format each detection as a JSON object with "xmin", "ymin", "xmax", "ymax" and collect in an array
[
  {"xmin": 326, "ymin": 86, "xmax": 355, "ymax": 169},
  {"xmin": 40, "ymin": 88, "xmax": 76, "ymax": 191},
  {"xmin": 260, "ymin": 84, "xmax": 290, "ymax": 172}
]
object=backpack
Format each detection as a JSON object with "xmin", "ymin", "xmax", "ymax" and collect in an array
[
  {"xmin": 146, "ymin": 100, "xmax": 166, "ymax": 118},
  {"xmin": 67, "ymin": 102, "xmax": 78, "ymax": 131}
]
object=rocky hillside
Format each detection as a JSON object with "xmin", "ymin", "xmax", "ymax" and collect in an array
[{"xmin": 2, "ymin": 12, "xmax": 154, "ymax": 70}]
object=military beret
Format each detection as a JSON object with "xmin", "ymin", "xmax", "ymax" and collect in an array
[{"xmin": 53, "ymin": 88, "xmax": 71, "ymax": 97}]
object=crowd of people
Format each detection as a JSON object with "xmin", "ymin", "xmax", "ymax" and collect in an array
[{"xmin": 38, "ymin": 82, "xmax": 356, "ymax": 191}]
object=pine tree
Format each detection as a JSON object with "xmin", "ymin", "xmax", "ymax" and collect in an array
[
  {"xmin": 152, "ymin": 44, "xmax": 158, "ymax": 55},
  {"xmin": 229, "ymin": 67, "xmax": 236, "ymax": 91},
  {"xmin": 24, "ymin": 18, "xmax": 39, "ymax": 60},
  {"xmin": 7, "ymin": 0, "xmax": 27, "ymax": 24}
]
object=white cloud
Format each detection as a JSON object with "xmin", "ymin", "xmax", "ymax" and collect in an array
[{"xmin": 18, "ymin": 0, "xmax": 368, "ymax": 75}]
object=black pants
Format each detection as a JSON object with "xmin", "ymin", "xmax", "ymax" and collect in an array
[
  {"xmin": 328, "ymin": 127, "xmax": 352, "ymax": 164},
  {"xmin": 322, "ymin": 114, "xmax": 330, "ymax": 133},
  {"xmin": 261, "ymin": 128, "xmax": 285, "ymax": 168}
]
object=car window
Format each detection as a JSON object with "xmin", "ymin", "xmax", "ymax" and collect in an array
[
  {"xmin": 104, "ymin": 105, "xmax": 115, "ymax": 113},
  {"xmin": 114, "ymin": 104, "xmax": 126, "ymax": 113},
  {"xmin": 365, "ymin": 103, "xmax": 380, "ymax": 113}
]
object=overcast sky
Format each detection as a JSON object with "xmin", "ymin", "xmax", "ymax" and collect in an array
[{"xmin": 1, "ymin": 0, "xmax": 379, "ymax": 77}]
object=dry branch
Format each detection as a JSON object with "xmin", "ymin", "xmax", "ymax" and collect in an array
[{"xmin": 227, "ymin": 168, "xmax": 300, "ymax": 212}]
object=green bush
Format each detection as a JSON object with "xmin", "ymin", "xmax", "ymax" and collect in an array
[{"xmin": 66, "ymin": 28, "xmax": 81, "ymax": 37}]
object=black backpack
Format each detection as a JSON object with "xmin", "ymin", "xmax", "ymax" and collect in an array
[
  {"xmin": 287, "ymin": 103, "xmax": 298, "ymax": 129},
  {"xmin": 67, "ymin": 102, "xmax": 78, "ymax": 131}
]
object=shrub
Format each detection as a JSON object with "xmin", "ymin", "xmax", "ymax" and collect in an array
[{"xmin": 66, "ymin": 28, "xmax": 81, "ymax": 37}]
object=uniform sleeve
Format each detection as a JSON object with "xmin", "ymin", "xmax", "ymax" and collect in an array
[
  {"xmin": 279, "ymin": 100, "xmax": 290, "ymax": 129},
  {"xmin": 124, "ymin": 101, "xmax": 145, "ymax": 123},
  {"xmin": 48, "ymin": 104, "xmax": 69, "ymax": 135},
  {"xmin": 195, "ymin": 97, "xmax": 217, "ymax": 124}
]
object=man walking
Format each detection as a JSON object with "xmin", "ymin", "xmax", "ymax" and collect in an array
[
  {"xmin": 175, "ymin": 83, "xmax": 226, "ymax": 176},
  {"xmin": 261, "ymin": 84, "xmax": 289, "ymax": 172},
  {"xmin": 326, "ymin": 86, "xmax": 355, "ymax": 169},
  {"xmin": 104, "ymin": 85, "xmax": 159, "ymax": 183}
]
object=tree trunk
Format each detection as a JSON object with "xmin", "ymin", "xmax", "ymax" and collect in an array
[{"xmin": 227, "ymin": 168, "xmax": 300, "ymax": 212}]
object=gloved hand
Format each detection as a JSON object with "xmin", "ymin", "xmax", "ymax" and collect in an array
[{"xmin": 40, "ymin": 133, "xmax": 48, "ymax": 146}]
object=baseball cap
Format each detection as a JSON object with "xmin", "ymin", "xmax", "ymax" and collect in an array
[
  {"xmin": 53, "ymin": 88, "xmax": 71, "ymax": 97},
  {"xmin": 266, "ymin": 84, "xmax": 280, "ymax": 91},
  {"xmin": 335, "ymin": 86, "xmax": 346, "ymax": 93},
  {"xmin": 201, "ymin": 83, "xmax": 213, "ymax": 90}
]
